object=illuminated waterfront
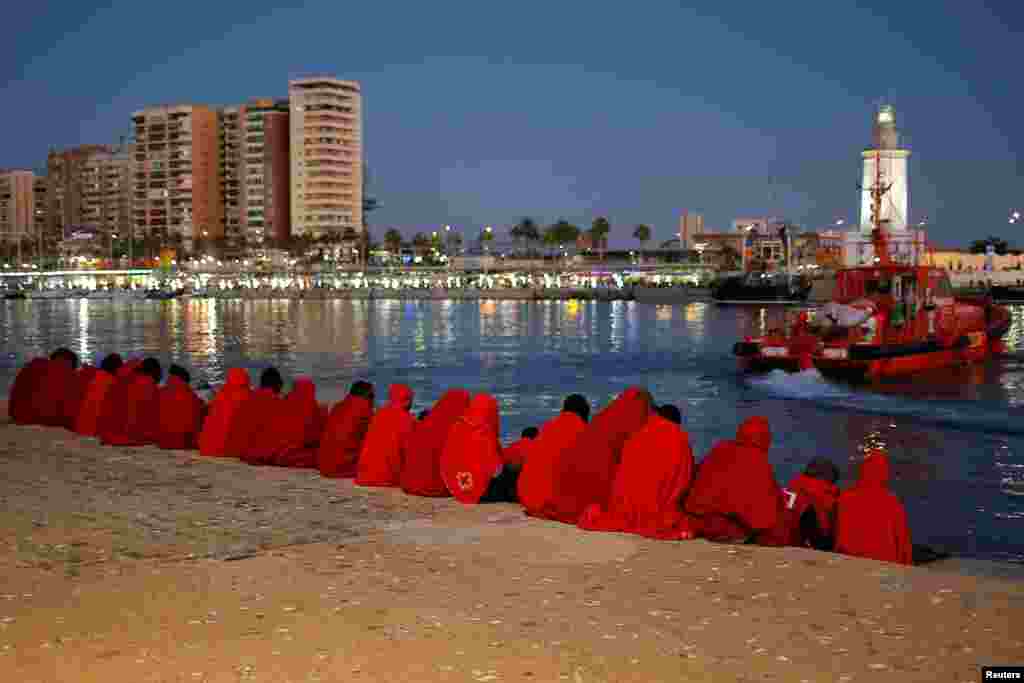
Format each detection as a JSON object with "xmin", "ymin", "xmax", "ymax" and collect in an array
[{"xmin": 1, "ymin": 298, "xmax": 1022, "ymax": 563}]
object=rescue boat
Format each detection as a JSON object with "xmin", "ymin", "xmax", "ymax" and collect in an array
[{"xmin": 734, "ymin": 149, "xmax": 1011, "ymax": 380}]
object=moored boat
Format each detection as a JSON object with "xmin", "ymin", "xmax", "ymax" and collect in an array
[{"xmin": 711, "ymin": 271, "xmax": 811, "ymax": 305}]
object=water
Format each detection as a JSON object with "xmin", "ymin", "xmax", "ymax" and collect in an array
[{"xmin": 1, "ymin": 297, "xmax": 1022, "ymax": 563}]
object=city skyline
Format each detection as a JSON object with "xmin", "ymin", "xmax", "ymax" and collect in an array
[{"xmin": 2, "ymin": 1, "xmax": 1021, "ymax": 247}]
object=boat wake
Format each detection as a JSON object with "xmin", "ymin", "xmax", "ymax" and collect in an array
[{"xmin": 747, "ymin": 369, "xmax": 1024, "ymax": 436}]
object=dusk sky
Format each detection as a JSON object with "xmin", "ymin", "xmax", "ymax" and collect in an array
[{"xmin": 3, "ymin": 1, "xmax": 1021, "ymax": 247}]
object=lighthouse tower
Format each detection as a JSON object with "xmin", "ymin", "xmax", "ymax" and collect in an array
[
  {"xmin": 842, "ymin": 105, "xmax": 925, "ymax": 266},
  {"xmin": 859, "ymin": 105, "xmax": 910, "ymax": 234}
]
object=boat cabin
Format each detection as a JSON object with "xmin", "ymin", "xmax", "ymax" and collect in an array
[{"xmin": 834, "ymin": 265, "xmax": 953, "ymax": 306}]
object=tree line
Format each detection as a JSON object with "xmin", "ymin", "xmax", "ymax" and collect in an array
[{"xmin": 376, "ymin": 217, "xmax": 655, "ymax": 258}]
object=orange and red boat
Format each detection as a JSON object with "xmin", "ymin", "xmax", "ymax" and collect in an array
[
  {"xmin": 734, "ymin": 248, "xmax": 1010, "ymax": 381},
  {"xmin": 734, "ymin": 150, "xmax": 1010, "ymax": 380}
]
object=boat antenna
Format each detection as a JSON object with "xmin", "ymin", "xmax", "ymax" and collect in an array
[{"xmin": 870, "ymin": 149, "xmax": 893, "ymax": 266}]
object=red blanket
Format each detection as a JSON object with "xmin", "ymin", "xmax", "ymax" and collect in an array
[
  {"xmin": 318, "ymin": 395, "xmax": 374, "ymax": 478},
  {"xmin": 517, "ymin": 411, "xmax": 587, "ymax": 516},
  {"xmin": 355, "ymin": 384, "xmax": 415, "ymax": 487},
  {"xmin": 401, "ymin": 388, "xmax": 471, "ymax": 496},
  {"xmin": 440, "ymin": 393, "xmax": 503, "ymax": 504},
  {"xmin": 684, "ymin": 416, "xmax": 784, "ymax": 542},
  {"xmin": 543, "ymin": 388, "xmax": 652, "ymax": 524},
  {"xmin": 835, "ymin": 450, "xmax": 913, "ymax": 565},
  {"xmin": 579, "ymin": 414, "xmax": 695, "ymax": 540},
  {"xmin": 74, "ymin": 370, "xmax": 117, "ymax": 437},
  {"xmin": 198, "ymin": 369, "xmax": 251, "ymax": 457},
  {"xmin": 156, "ymin": 375, "xmax": 206, "ymax": 450}
]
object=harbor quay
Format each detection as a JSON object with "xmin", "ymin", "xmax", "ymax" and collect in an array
[
  {"xmin": 0, "ymin": 263, "xmax": 717, "ymax": 304},
  {"xmin": 0, "ymin": 409, "xmax": 1021, "ymax": 682}
]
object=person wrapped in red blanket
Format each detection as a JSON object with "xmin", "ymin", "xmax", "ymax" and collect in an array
[
  {"xmin": 777, "ymin": 457, "xmax": 841, "ymax": 549},
  {"xmin": 318, "ymin": 381, "xmax": 375, "ymax": 478},
  {"xmin": 254, "ymin": 377, "xmax": 326, "ymax": 468},
  {"xmin": 401, "ymin": 388, "xmax": 472, "ymax": 496},
  {"xmin": 355, "ymin": 384, "xmax": 415, "ymax": 487},
  {"xmin": 19, "ymin": 348, "xmax": 79, "ymax": 427},
  {"xmin": 501, "ymin": 426, "xmax": 538, "ymax": 469},
  {"xmin": 579, "ymin": 404, "xmax": 696, "ymax": 540},
  {"xmin": 96, "ymin": 359, "xmax": 142, "ymax": 443},
  {"xmin": 538, "ymin": 388, "xmax": 652, "ymax": 524},
  {"xmin": 230, "ymin": 368, "xmax": 285, "ymax": 461},
  {"xmin": 75, "ymin": 354, "xmax": 123, "ymax": 437},
  {"xmin": 156, "ymin": 365, "xmax": 206, "ymax": 450},
  {"xmin": 198, "ymin": 368, "xmax": 251, "ymax": 457},
  {"xmin": 834, "ymin": 449, "xmax": 913, "ymax": 565},
  {"xmin": 101, "ymin": 358, "xmax": 163, "ymax": 447},
  {"xmin": 517, "ymin": 395, "xmax": 590, "ymax": 516},
  {"xmin": 8, "ymin": 356, "xmax": 50, "ymax": 425},
  {"xmin": 440, "ymin": 393, "xmax": 508, "ymax": 504},
  {"xmin": 683, "ymin": 416, "xmax": 785, "ymax": 544}
]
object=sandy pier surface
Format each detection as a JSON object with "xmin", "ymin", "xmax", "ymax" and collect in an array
[{"xmin": 0, "ymin": 404, "xmax": 1021, "ymax": 682}]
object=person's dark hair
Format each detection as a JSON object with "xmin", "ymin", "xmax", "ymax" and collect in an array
[
  {"xmin": 350, "ymin": 380, "xmax": 374, "ymax": 400},
  {"xmin": 100, "ymin": 353, "xmax": 123, "ymax": 375},
  {"xmin": 521, "ymin": 426, "xmax": 539, "ymax": 439},
  {"xmin": 260, "ymin": 367, "xmax": 284, "ymax": 394},
  {"xmin": 562, "ymin": 394, "xmax": 591, "ymax": 422},
  {"xmin": 168, "ymin": 364, "xmax": 190, "ymax": 384},
  {"xmin": 138, "ymin": 357, "xmax": 163, "ymax": 383},
  {"xmin": 656, "ymin": 403, "xmax": 682, "ymax": 425},
  {"xmin": 804, "ymin": 457, "xmax": 840, "ymax": 485},
  {"xmin": 50, "ymin": 347, "xmax": 79, "ymax": 369},
  {"xmin": 418, "ymin": 409, "xmax": 431, "ymax": 421}
]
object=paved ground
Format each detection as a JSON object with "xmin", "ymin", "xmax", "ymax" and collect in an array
[{"xmin": 0, "ymin": 412, "xmax": 1022, "ymax": 682}]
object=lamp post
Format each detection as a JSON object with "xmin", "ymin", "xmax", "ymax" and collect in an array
[
  {"xmin": 110, "ymin": 232, "xmax": 117, "ymax": 265},
  {"xmin": 483, "ymin": 226, "xmax": 492, "ymax": 275}
]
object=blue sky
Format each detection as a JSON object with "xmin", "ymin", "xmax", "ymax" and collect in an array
[{"xmin": 3, "ymin": 0, "xmax": 1021, "ymax": 247}]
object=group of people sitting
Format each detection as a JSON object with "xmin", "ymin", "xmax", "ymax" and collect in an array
[{"xmin": 8, "ymin": 348, "xmax": 913, "ymax": 565}]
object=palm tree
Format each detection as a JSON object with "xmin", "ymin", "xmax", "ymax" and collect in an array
[
  {"xmin": 544, "ymin": 220, "xmax": 580, "ymax": 261},
  {"xmin": 411, "ymin": 232, "xmax": 431, "ymax": 257},
  {"xmin": 511, "ymin": 217, "xmax": 539, "ymax": 256},
  {"xmin": 384, "ymin": 228, "xmax": 403, "ymax": 257},
  {"xmin": 589, "ymin": 216, "xmax": 611, "ymax": 260},
  {"xmin": 633, "ymin": 224, "xmax": 651, "ymax": 263}
]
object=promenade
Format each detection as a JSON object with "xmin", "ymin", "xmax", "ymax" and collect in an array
[{"xmin": 0, "ymin": 407, "xmax": 1021, "ymax": 682}]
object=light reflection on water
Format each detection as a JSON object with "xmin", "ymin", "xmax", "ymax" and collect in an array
[{"xmin": 0, "ymin": 298, "xmax": 1022, "ymax": 563}]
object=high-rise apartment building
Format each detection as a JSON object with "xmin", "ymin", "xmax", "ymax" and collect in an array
[
  {"xmin": 679, "ymin": 211, "xmax": 704, "ymax": 249},
  {"xmin": 131, "ymin": 105, "xmax": 222, "ymax": 251},
  {"xmin": 0, "ymin": 170, "xmax": 35, "ymax": 245},
  {"xmin": 218, "ymin": 106, "xmax": 242, "ymax": 245},
  {"xmin": 288, "ymin": 77, "xmax": 362, "ymax": 238},
  {"xmin": 33, "ymin": 176, "xmax": 49, "ymax": 242},
  {"xmin": 46, "ymin": 144, "xmax": 134, "ymax": 248},
  {"xmin": 240, "ymin": 99, "xmax": 290, "ymax": 245}
]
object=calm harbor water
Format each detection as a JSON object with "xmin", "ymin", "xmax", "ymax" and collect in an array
[{"xmin": 1, "ymin": 298, "xmax": 1023, "ymax": 563}]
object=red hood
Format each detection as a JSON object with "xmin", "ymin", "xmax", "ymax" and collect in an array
[
  {"xmin": 166, "ymin": 375, "xmax": 188, "ymax": 391},
  {"xmin": 463, "ymin": 393, "xmax": 499, "ymax": 434},
  {"xmin": 857, "ymin": 449, "xmax": 891, "ymax": 487},
  {"xmin": 290, "ymin": 377, "xmax": 316, "ymax": 402},
  {"xmin": 225, "ymin": 368, "xmax": 250, "ymax": 388},
  {"xmin": 388, "ymin": 384, "xmax": 414, "ymax": 411},
  {"xmin": 736, "ymin": 416, "xmax": 771, "ymax": 451}
]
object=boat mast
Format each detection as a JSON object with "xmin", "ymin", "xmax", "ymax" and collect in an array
[{"xmin": 869, "ymin": 149, "xmax": 893, "ymax": 266}]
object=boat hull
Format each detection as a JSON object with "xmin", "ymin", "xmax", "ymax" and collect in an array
[{"xmin": 814, "ymin": 334, "xmax": 991, "ymax": 381}]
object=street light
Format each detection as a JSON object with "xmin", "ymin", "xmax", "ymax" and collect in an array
[{"xmin": 110, "ymin": 232, "xmax": 117, "ymax": 264}]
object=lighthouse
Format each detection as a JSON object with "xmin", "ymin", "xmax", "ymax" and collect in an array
[
  {"xmin": 842, "ymin": 105, "xmax": 926, "ymax": 266},
  {"xmin": 859, "ymin": 105, "xmax": 910, "ymax": 234}
]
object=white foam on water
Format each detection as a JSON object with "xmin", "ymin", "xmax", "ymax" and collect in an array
[{"xmin": 746, "ymin": 368, "xmax": 852, "ymax": 401}]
